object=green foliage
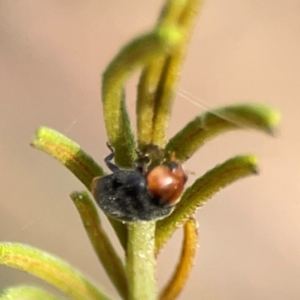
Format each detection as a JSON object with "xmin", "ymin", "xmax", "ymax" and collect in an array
[{"xmin": 1, "ymin": 1, "xmax": 280, "ymax": 299}]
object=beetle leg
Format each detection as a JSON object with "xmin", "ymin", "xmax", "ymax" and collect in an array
[{"xmin": 104, "ymin": 142, "xmax": 120, "ymax": 172}]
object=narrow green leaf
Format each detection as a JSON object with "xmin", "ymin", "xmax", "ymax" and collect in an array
[
  {"xmin": 0, "ymin": 285, "xmax": 62, "ymax": 300},
  {"xmin": 159, "ymin": 218, "xmax": 198, "ymax": 300},
  {"xmin": 127, "ymin": 222, "xmax": 156, "ymax": 300},
  {"xmin": 0, "ymin": 243, "xmax": 112, "ymax": 300},
  {"xmin": 166, "ymin": 104, "xmax": 281, "ymax": 162},
  {"xmin": 136, "ymin": 0, "xmax": 190, "ymax": 149},
  {"xmin": 31, "ymin": 127, "xmax": 104, "ymax": 190},
  {"xmin": 151, "ymin": 0, "xmax": 204, "ymax": 147},
  {"xmin": 155, "ymin": 155, "xmax": 258, "ymax": 252},
  {"xmin": 103, "ymin": 25, "xmax": 183, "ymax": 165},
  {"xmin": 137, "ymin": 63, "xmax": 164, "ymax": 149},
  {"xmin": 31, "ymin": 127, "xmax": 127, "ymax": 253},
  {"xmin": 158, "ymin": 0, "xmax": 189, "ymax": 26},
  {"xmin": 71, "ymin": 191, "xmax": 128, "ymax": 299}
]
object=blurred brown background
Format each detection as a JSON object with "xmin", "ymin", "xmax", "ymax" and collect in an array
[{"xmin": 1, "ymin": 1, "xmax": 299, "ymax": 299}]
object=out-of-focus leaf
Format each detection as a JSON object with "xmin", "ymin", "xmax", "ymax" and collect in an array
[{"xmin": 156, "ymin": 155, "xmax": 258, "ymax": 252}]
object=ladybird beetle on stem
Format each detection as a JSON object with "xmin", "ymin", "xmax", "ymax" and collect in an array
[{"xmin": 91, "ymin": 144, "xmax": 188, "ymax": 222}]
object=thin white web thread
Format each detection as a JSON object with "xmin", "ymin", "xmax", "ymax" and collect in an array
[
  {"xmin": 17, "ymin": 99, "xmax": 93, "ymax": 235},
  {"xmin": 177, "ymin": 88, "xmax": 250, "ymax": 130},
  {"xmin": 64, "ymin": 97, "xmax": 92, "ymax": 134}
]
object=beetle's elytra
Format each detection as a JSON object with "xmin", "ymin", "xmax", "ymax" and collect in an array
[{"xmin": 92, "ymin": 144, "xmax": 187, "ymax": 222}]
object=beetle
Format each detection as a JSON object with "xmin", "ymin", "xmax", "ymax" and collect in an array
[{"xmin": 91, "ymin": 144, "xmax": 188, "ymax": 222}]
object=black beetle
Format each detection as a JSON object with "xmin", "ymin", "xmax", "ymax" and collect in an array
[{"xmin": 92, "ymin": 144, "xmax": 187, "ymax": 222}]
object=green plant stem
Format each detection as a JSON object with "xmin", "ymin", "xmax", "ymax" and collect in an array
[{"xmin": 127, "ymin": 222, "xmax": 156, "ymax": 300}]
